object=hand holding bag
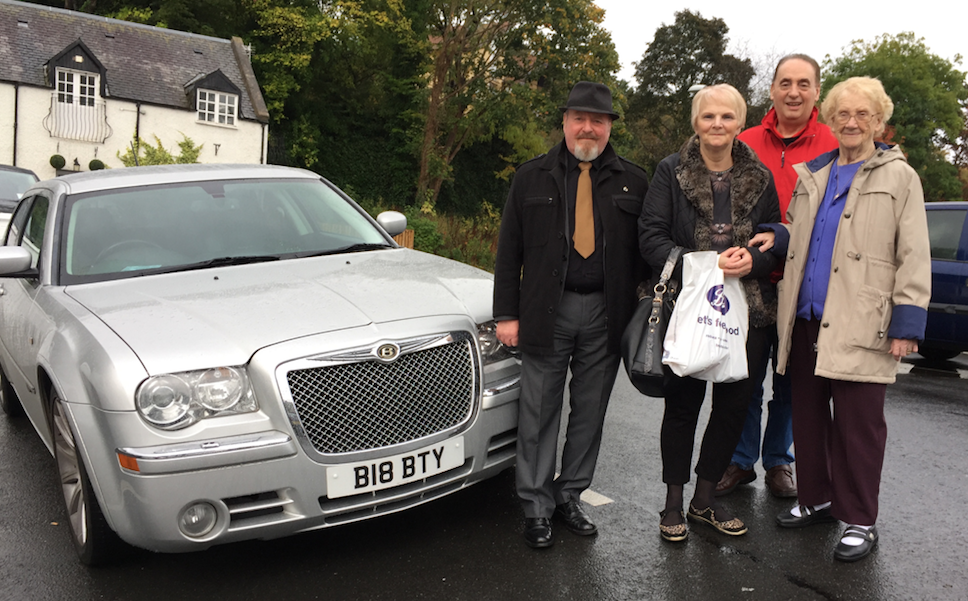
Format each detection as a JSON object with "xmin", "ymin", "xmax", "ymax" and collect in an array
[
  {"xmin": 621, "ymin": 246, "xmax": 683, "ymax": 397},
  {"xmin": 662, "ymin": 251, "xmax": 749, "ymax": 383}
]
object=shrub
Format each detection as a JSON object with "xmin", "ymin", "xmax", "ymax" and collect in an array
[
  {"xmin": 50, "ymin": 154, "xmax": 66, "ymax": 169},
  {"xmin": 89, "ymin": 159, "xmax": 105, "ymax": 171}
]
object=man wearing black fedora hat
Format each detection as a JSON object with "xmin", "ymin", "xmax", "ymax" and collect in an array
[{"xmin": 494, "ymin": 81, "xmax": 650, "ymax": 548}]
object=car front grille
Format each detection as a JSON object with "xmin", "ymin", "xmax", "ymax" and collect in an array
[{"xmin": 285, "ymin": 333, "xmax": 478, "ymax": 456}]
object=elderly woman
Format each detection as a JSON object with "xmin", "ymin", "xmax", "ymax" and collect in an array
[
  {"xmin": 757, "ymin": 77, "xmax": 931, "ymax": 562},
  {"xmin": 639, "ymin": 84, "xmax": 780, "ymax": 542}
]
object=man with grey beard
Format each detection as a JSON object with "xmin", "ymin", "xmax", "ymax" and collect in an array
[{"xmin": 493, "ymin": 81, "xmax": 650, "ymax": 548}]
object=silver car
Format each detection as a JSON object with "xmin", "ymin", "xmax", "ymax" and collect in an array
[{"xmin": 0, "ymin": 164, "xmax": 519, "ymax": 564}]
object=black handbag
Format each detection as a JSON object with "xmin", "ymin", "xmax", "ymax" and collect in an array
[{"xmin": 621, "ymin": 246, "xmax": 683, "ymax": 397}]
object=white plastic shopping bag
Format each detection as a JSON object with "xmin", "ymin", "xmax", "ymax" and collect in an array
[{"xmin": 662, "ymin": 251, "xmax": 749, "ymax": 383}]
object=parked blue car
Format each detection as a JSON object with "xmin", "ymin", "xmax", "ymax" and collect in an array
[{"xmin": 922, "ymin": 201, "xmax": 968, "ymax": 360}]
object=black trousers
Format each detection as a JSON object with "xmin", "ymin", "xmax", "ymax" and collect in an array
[{"xmin": 661, "ymin": 325, "xmax": 773, "ymax": 485}]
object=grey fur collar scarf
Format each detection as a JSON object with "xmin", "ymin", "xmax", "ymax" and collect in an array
[
  {"xmin": 675, "ymin": 135, "xmax": 771, "ymax": 251},
  {"xmin": 675, "ymin": 135, "xmax": 777, "ymax": 328}
]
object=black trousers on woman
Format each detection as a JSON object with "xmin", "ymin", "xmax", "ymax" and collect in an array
[{"xmin": 661, "ymin": 325, "xmax": 773, "ymax": 485}]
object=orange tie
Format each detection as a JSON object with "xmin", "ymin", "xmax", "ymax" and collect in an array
[{"xmin": 573, "ymin": 161, "xmax": 594, "ymax": 258}]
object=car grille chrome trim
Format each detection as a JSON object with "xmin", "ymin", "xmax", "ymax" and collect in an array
[
  {"xmin": 308, "ymin": 334, "xmax": 451, "ymax": 363},
  {"xmin": 281, "ymin": 331, "xmax": 480, "ymax": 459},
  {"xmin": 117, "ymin": 432, "xmax": 297, "ymax": 475}
]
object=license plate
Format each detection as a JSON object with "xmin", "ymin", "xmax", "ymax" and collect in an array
[{"xmin": 325, "ymin": 437, "xmax": 464, "ymax": 499}]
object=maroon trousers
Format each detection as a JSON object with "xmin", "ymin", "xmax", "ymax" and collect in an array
[{"xmin": 789, "ymin": 319, "xmax": 887, "ymax": 526}]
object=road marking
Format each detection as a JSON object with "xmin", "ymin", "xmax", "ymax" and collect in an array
[
  {"xmin": 958, "ymin": 369, "xmax": 968, "ymax": 380},
  {"xmin": 897, "ymin": 362, "xmax": 915, "ymax": 375},
  {"xmin": 580, "ymin": 489, "xmax": 614, "ymax": 507},
  {"xmin": 554, "ymin": 472, "xmax": 614, "ymax": 506}
]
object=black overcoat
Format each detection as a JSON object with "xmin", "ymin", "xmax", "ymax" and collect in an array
[
  {"xmin": 637, "ymin": 136, "xmax": 781, "ymax": 328},
  {"xmin": 493, "ymin": 141, "xmax": 651, "ymax": 355}
]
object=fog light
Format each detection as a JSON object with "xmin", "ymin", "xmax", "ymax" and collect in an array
[{"xmin": 179, "ymin": 502, "xmax": 218, "ymax": 538}]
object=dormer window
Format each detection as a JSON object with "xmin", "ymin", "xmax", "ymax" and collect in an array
[
  {"xmin": 42, "ymin": 40, "xmax": 112, "ymax": 143},
  {"xmin": 197, "ymin": 89, "xmax": 237, "ymax": 126},
  {"xmin": 57, "ymin": 69, "xmax": 97, "ymax": 107}
]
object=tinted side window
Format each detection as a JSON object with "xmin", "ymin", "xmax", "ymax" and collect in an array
[
  {"xmin": 4, "ymin": 195, "xmax": 34, "ymax": 246},
  {"xmin": 926, "ymin": 209, "xmax": 967, "ymax": 260},
  {"xmin": 21, "ymin": 196, "xmax": 50, "ymax": 270}
]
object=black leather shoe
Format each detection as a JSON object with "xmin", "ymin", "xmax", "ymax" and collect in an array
[
  {"xmin": 834, "ymin": 525, "xmax": 878, "ymax": 562},
  {"xmin": 776, "ymin": 504, "xmax": 837, "ymax": 528},
  {"xmin": 554, "ymin": 499, "xmax": 598, "ymax": 536},
  {"xmin": 523, "ymin": 518, "xmax": 554, "ymax": 548}
]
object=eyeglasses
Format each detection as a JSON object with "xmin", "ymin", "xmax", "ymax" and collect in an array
[{"xmin": 834, "ymin": 110, "xmax": 878, "ymax": 124}]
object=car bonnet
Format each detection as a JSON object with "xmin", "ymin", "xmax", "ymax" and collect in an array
[{"xmin": 64, "ymin": 250, "xmax": 494, "ymax": 375}]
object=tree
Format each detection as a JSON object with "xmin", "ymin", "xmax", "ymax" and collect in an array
[
  {"xmin": 626, "ymin": 10, "xmax": 754, "ymax": 173},
  {"xmin": 414, "ymin": 0, "xmax": 621, "ymax": 207},
  {"xmin": 823, "ymin": 33, "xmax": 968, "ymax": 201}
]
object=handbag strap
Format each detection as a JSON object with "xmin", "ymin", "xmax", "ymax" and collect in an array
[{"xmin": 655, "ymin": 246, "xmax": 683, "ymax": 294}]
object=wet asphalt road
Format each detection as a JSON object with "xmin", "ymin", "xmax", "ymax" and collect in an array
[{"xmin": 1, "ymin": 354, "xmax": 967, "ymax": 601}]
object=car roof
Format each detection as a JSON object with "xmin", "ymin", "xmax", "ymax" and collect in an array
[
  {"xmin": 925, "ymin": 201, "xmax": 968, "ymax": 209},
  {"xmin": 0, "ymin": 164, "xmax": 39, "ymax": 179},
  {"xmin": 27, "ymin": 163, "xmax": 322, "ymax": 196}
]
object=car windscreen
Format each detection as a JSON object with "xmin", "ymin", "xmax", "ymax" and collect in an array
[
  {"xmin": 0, "ymin": 170, "xmax": 39, "ymax": 212},
  {"xmin": 59, "ymin": 177, "xmax": 392, "ymax": 284}
]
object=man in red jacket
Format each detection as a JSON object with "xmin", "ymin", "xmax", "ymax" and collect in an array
[{"xmin": 716, "ymin": 55, "xmax": 838, "ymax": 498}]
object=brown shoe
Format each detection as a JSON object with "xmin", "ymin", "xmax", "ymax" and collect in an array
[
  {"xmin": 766, "ymin": 464, "xmax": 798, "ymax": 498},
  {"xmin": 714, "ymin": 464, "xmax": 756, "ymax": 497}
]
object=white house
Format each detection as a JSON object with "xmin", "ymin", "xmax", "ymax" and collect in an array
[{"xmin": 0, "ymin": 0, "xmax": 269, "ymax": 179}]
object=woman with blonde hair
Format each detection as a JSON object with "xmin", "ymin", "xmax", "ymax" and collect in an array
[
  {"xmin": 754, "ymin": 76, "xmax": 931, "ymax": 562},
  {"xmin": 638, "ymin": 84, "xmax": 781, "ymax": 542}
]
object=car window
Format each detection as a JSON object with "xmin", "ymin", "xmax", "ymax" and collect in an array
[
  {"xmin": 4, "ymin": 194, "xmax": 34, "ymax": 246},
  {"xmin": 926, "ymin": 209, "xmax": 967, "ymax": 261},
  {"xmin": 0, "ymin": 169, "xmax": 38, "ymax": 212},
  {"xmin": 60, "ymin": 178, "xmax": 390, "ymax": 283},
  {"xmin": 8, "ymin": 195, "xmax": 51, "ymax": 271}
]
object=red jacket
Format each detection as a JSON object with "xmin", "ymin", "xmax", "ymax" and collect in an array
[{"xmin": 738, "ymin": 107, "xmax": 838, "ymax": 222}]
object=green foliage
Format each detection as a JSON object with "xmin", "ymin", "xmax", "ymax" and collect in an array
[
  {"xmin": 95, "ymin": 0, "xmax": 241, "ymax": 37},
  {"xmin": 116, "ymin": 134, "xmax": 203, "ymax": 166},
  {"xmin": 626, "ymin": 10, "xmax": 755, "ymax": 173},
  {"xmin": 823, "ymin": 33, "xmax": 968, "ymax": 201},
  {"xmin": 88, "ymin": 159, "xmax": 106, "ymax": 170},
  {"xmin": 397, "ymin": 204, "xmax": 500, "ymax": 272},
  {"xmin": 404, "ymin": 206, "xmax": 444, "ymax": 255},
  {"xmin": 413, "ymin": 0, "xmax": 623, "ymax": 206},
  {"xmin": 105, "ymin": 6, "xmax": 155, "ymax": 25},
  {"xmin": 49, "ymin": 154, "xmax": 66, "ymax": 170}
]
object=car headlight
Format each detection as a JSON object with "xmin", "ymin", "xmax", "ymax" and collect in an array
[
  {"xmin": 137, "ymin": 366, "xmax": 258, "ymax": 430},
  {"xmin": 477, "ymin": 321, "xmax": 517, "ymax": 365}
]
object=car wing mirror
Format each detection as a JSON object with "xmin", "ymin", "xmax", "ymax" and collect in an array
[
  {"xmin": 376, "ymin": 211, "xmax": 407, "ymax": 237},
  {"xmin": 0, "ymin": 247, "xmax": 33, "ymax": 275}
]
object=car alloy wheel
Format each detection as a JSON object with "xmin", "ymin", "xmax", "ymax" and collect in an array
[{"xmin": 51, "ymin": 391, "xmax": 120, "ymax": 565}]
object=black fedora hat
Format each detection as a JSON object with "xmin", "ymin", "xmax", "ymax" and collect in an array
[{"xmin": 559, "ymin": 81, "xmax": 620, "ymax": 120}]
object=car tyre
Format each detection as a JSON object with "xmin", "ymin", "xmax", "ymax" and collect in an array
[
  {"xmin": 51, "ymin": 391, "xmax": 122, "ymax": 565},
  {"xmin": 917, "ymin": 347, "xmax": 961, "ymax": 362},
  {"xmin": 0, "ymin": 362, "xmax": 24, "ymax": 417}
]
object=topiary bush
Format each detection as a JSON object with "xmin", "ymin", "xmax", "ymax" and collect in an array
[
  {"xmin": 89, "ymin": 159, "xmax": 105, "ymax": 171},
  {"xmin": 50, "ymin": 154, "xmax": 66, "ymax": 169}
]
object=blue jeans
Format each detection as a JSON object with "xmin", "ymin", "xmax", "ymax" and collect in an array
[{"xmin": 730, "ymin": 326, "xmax": 794, "ymax": 471}]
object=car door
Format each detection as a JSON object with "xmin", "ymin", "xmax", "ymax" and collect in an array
[
  {"xmin": 924, "ymin": 205, "xmax": 968, "ymax": 350},
  {"xmin": 0, "ymin": 193, "xmax": 53, "ymax": 429}
]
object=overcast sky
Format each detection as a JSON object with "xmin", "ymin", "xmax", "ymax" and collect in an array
[{"xmin": 594, "ymin": 1, "xmax": 966, "ymax": 84}]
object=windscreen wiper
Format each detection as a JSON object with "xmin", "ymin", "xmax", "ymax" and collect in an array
[
  {"xmin": 145, "ymin": 255, "xmax": 281, "ymax": 275},
  {"xmin": 295, "ymin": 243, "xmax": 393, "ymax": 258}
]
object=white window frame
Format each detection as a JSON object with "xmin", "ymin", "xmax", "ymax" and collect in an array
[
  {"xmin": 197, "ymin": 89, "xmax": 238, "ymax": 127},
  {"xmin": 57, "ymin": 69, "xmax": 98, "ymax": 107}
]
